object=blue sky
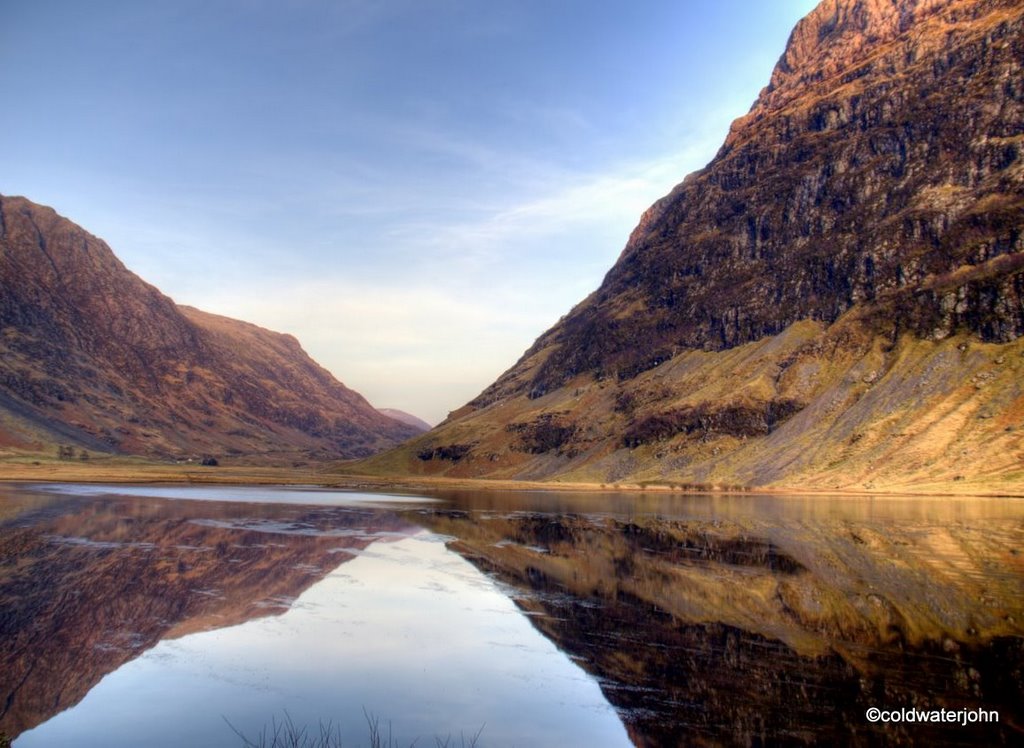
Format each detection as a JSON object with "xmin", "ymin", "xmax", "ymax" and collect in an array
[{"xmin": 2, "ymin": 1, "xmax": 818, "ymax": 424}]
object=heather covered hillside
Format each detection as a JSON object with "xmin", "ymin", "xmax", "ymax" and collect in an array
[{"xmin": 0, "ymin": 195, "xmax": 419, "ymax": 462}]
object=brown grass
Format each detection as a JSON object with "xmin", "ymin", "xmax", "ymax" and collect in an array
[{"xmin": 2, "ymin": 452, "xmax": 1019, "ymax": 500}]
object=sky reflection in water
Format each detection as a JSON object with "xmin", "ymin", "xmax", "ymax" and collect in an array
[
  {"xmin": 32, "ymin": 482, "xmax": 439, "ymax": 508},
  {"xmin": 4, "ymin": 483, "xmax": 1024, "ymax": 746},
  {"xmin": 12, "ymin": 495, "xmax": 630, "ymax": 748}
]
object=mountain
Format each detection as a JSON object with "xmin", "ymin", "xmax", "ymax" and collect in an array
[
  {"xmin": 358, "ymin": 0, "xmax": 1024, "ymax": 492},
  {"xmin": 0, "ymin": 195, "xmax": 420, "ymax": 461},
  {"xmin": 376, "ymin": 408, "xmax": 432, "ymax": 433}
]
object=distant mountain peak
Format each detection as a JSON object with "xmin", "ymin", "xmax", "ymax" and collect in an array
[{"xmin": 376, "ymin": 408, "xmax": 432, "ymax": 433}]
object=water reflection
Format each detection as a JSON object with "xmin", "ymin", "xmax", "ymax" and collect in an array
[
  {"xmin": 14, "ymin": 532, "xmax": 630, "ymax": 748},
  {"xmin": 0, "ymin": 485, "xmax": 418, "ymax": 739},
  {"xmin": 413, "ymin": 487, "xmax": 1024, "ymax": 523},
  {"xmin": 2, "ymin": 484, "xmax": 1023, "ymax": 746},
  {"xmin": 415, "ymin": 491, "xmax": 1024, "ymax": 746}
]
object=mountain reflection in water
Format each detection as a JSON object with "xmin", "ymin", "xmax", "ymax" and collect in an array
[
  {"xmin": 3, "ymin": 484, "xmax": 629, "ymax": 748},
  {"xmin": 0, "ymin": 485, "xmax": 418, "ymax": 739},
  {"xmin": 413, "ymin": 490, "xmax": 1024, "ymax": 747},
  {"xmin": 1, "ymin": 484, "xmax": 1023, "ymax": 746}
]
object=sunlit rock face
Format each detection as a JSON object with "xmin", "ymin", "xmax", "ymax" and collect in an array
[
  {"xmin": 520, "ymin": 0, "xmax": 1024, "ymax": 384},
  {"xmin": 0, "ymin": 195, "xmax": 420, "ymax": 461},
  {"xmin": 730, "ymin": 0, "xmax": 965, "ymax": 141},
  {"xmin": 365, "ymin": 0, "xmax": 1024, "ymax": 490}
]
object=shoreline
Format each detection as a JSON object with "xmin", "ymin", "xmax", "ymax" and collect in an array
[{"xmin": 0, "ymin": 457, "xmax": 1022, "ymax": 500}]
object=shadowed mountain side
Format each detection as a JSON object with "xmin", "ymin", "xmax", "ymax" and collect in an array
[
  {"xmin": 0, "ymin": 491, "xmax": 418, "ymax": 738},
  {"xmin": 352, "ymin": 0, "xmax": 1024, "ymax": 491},
  {"xmin": 417, "ymin": 508, "xmax": 1024, "ymax": 746},
  {"xmin": 0, "ymin": 195, "xmax": 420, "ymax": 462}
]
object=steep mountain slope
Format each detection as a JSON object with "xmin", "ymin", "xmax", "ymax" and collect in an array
[
  {"xmin": 359, "ymin": 0, "xmax": 1024, "ymax": 491},
  {"xmin": 0, "ymin": 195, "xmax": 419, "ymax": 461}
]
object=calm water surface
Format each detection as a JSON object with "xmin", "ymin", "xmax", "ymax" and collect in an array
[{"xmin": 2, "ymin": 483, "xmax": 1023, "ymax": 746}]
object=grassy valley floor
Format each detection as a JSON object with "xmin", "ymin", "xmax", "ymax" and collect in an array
[{"xmin": 0, "ymin": 451, "xmax": 1021, "ymax": 498}]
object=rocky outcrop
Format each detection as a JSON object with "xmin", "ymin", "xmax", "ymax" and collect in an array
[
  {"xmin": 730, "ymin": 0, "xmax": 964, "ymax": 143},
  {"xmin": 0, "ymin": 195, "xmax": 419, "ymax": 461},
  {"xmin": 356, "ymin": 0, "xmax": 1024, "ymax": 490}
]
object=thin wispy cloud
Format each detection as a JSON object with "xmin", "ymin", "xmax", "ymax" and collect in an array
[
  {"xmin": 382, "ymin": 126, "xmax": 729, "ymax": 271},
  {"xmin": 179, "ymin": 131, "xmax": 732, "ymax": 423},
  {"xmin": 1, "ymin": 1, "xmax": 818, "ymax": 423}
]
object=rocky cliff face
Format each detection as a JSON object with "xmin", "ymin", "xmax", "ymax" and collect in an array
[
  {"xmin": 0, "ymin": 195, "xmax": 419, "ymax": 461},
  {"xmin": 360, "ymin": 0, "xmax": 1024, "ymax": 491}
]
